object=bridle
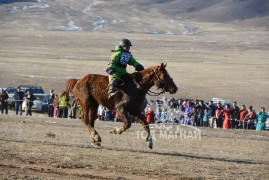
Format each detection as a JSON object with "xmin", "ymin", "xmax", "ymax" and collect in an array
[{"xmin": 147, "ymin": 68, "xmax": 167, "ymax": 96}]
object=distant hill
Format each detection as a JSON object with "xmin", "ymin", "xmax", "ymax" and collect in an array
[
  {"xmin": 152, "ymin": 0, "xmax": 269, "ymax": 24},
  {"xmin": 0, "ymin": 0, "xmax": 268, "ymax": 32}
]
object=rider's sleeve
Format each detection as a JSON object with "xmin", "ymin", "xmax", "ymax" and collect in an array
[{"xmin": 128, "ymin": 55, "xmax": 140, "ymax": 68}]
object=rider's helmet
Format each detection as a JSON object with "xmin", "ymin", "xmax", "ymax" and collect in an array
[{"xmin": 119, "ymin": 39, "xmax": 132, "ymax": 47}]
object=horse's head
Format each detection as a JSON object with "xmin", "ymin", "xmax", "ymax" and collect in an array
[{"xmin": 154, "ymin": 63, "xmax": 178, "ymax": 94}]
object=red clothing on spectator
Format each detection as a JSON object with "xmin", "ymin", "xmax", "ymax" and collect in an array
[
  {"xmin": 223, "ymin": 108, "xmax": 231, "ymax": 129},
  {"xmin": 248, "ymin": 111, "xmax": 256, "ymax": 120},
  {"xmin": 145, "ymin": 110, "xmax": 154, "ymax": 124},
  {"xmin": 215, "ymin": 108, "xmax": 223, "ymax": 119},
  {"xmin": 239, "ymin": 109, "xmax": 248, "ymax": 121}
]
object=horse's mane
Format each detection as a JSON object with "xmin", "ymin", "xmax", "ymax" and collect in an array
[{"xmin": 122, "ymin": 65, "xmax": 156, "ymax": 85}]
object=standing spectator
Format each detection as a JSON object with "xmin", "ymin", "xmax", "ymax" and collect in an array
[
  {"xmin": 231, "ymin": 102, "xmax": 240, "ymax": 129},
  {"xmin": 14, "ymin": 87, "xmax": 24, "ymax": 115},
  {"xmin": 98, "ymin": 105, "xmax": 104, "ymax": 120},
  {"xmin": 193, "ymin": 99, "xmax": 198, "ymax": 108},
  {"xmin": 183, "ymin": 101, "xmax": 192, "ymax": 126},
  {"xmin": 25, "ymin": 91, "xmax": 35, "ymax": 116},
  {"xmin": 197, "ymin": 100, "xmax": 205, "ymax": 127},
  {"xmin": 104, "ymin": 108, "xmax": 113, "ymax": 121},
  {"xmin": 58, "ymin": 91, "xmax": 69, "ymax": 118},
  {"xmin": 207, "ymin": 101, "xmax": 216, "ymax": 128},
  {"xmin": 0, "ymin": 89, "xmax": 9, "ymax": 114},
  {"xmin": 182, "ymin": 99, "xmax": 187, "ymax": 110},
  {"xmin": 175, "ymin": 99, "xmax": 185, "ymax": 124},
  {"xmin": 155, "ymin": 100, "xmax": 161, "ymax": 122},
  {"xmin": 245, "ymin": 106, "xmax": 256, "ymax": 130},
  {"xmin": 168, "ymin": 100, "xmax": 177, "ymax": 123},
  {"xmin": 176, "ymin": 99, "xmax": 184, "ymax": 112},
  {"xmin": 203, "ymin": 108, "xmax": 209, "ymax": 127},
  {"xmin": 104, "ymin": 108, "xmax": 114, "ymax": 121},
  {"xmin": 48, "ymin": 89, "xmax": 55, "ymax": 117},
  {"xmin": 145, "ymin": 107, "xmax": 155, "ymax": 124},
  {"xmin": 160, "ymin": 107, "xmax": 168, "ymax": 124},
  {"xmin": 239, "ymin": 105, "xmax": 248, "ymax": 129},
  {"xmin": 76, "ymin": 100, "xmax": 82, "ymax": 119},
  {"xmin": 256, "ymin": 107, "xmax": 268, "ymax": 131},
  {"xmin": 52, "ymin": 94, "xmax": 59, "ymax": 118},
  {"xmin": 190, "ymin": 106, "xmax": 198, "ymax": 126},
  {"xmin": 146, "ymin": 100, "xmax": 154, "ymax": 110},
  {"xmin": 162, "ymin": 96, "xmax": 169, "ymax": 110},
  {"xmin": 222, "ymin": 104, "xmax": 231, "ymax": 129},
  {"xmin": 215, "ymin": 102, "xmax": 223, "ymax": 128},
  {"xmin": 69, "ymin": 96, "xmax": 77, "ymax": 119},
  {"xmin": 114, "ymin": 111, "xmax": 120, "ymax": 122}
]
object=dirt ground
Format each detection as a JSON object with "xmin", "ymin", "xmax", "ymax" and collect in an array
[{"xmin": 0, "ymin": 112, "xmax": 269, "ymax": 179}]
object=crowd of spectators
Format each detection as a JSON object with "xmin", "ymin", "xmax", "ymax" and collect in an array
[
  {"xmin": 0, "ymin": 88, "xmax": 268, "ymax": 131},
  {"xmin": 47, "ymin": 89, "xmax": 82, "ymax": 119},
  {"xmin": 142, "ymin": 97, "xmax": 268, "ymax": 131}
]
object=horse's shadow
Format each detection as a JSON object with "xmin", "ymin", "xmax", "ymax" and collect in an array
[{"xmin": 80, "ymin": 145, "xmax": 268, "ymax": 165}]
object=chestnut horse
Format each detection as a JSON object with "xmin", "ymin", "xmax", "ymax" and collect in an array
[
  {"xmin": 72, "ymin": 63, "xmax": 178, "ymax": 149},
  {"xmin": 65, "ymin": 78, "xmax": 78, "ymax": 95}
]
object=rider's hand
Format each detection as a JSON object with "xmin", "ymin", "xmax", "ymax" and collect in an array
[
  {"xmin": 106, "ymin": 67, "xmax": 115, "ymax": 75},
  {"xmin": 135, "ymin": 64, "xmax": 144, "ymax": 71}
]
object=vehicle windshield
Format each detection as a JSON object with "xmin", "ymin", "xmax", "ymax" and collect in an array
[
  {"xmin": 35, "ymin": 95, "xmax": 49, "ymax": 103},
  {"xmin": 6, "ymin": 88, "xmax": 16, "ymax": 94},
  {"xmin": 24, "ymin": 88, "xmax": 45, "ymax": 94}
]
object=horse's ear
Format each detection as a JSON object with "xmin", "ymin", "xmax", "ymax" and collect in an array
[{"xmin": 160, "ymin": 63, "xmax": 167, "ymax": 69}]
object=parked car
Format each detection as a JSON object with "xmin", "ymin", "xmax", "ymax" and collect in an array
[
  {"xmin": 210, "ymin": 97, "xmax": 233, "ymax": 108},
  {"xmin": 19, "ymin": 85, "xmax": 45, "ymax": 95},
  {"xmin": 22, "ymin": 94, "xmax": 49, "ymax": 113},
  {"xmin": 5, "ymin": 86, "xmax": 45, "ymax": 110}
]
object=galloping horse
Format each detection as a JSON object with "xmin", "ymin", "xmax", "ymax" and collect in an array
[{"xmin": 72, "ymin": 63, "xmax": 178, "ymax": 149}]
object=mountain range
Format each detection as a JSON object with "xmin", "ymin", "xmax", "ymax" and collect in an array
[{"xmin": 0, "ymin": 0, "xmax": 268, "ymax": 33}]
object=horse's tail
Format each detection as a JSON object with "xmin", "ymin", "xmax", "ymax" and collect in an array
[{"xmin": 66, "ymin": 78, "xmax": 78, "ymax": 95}]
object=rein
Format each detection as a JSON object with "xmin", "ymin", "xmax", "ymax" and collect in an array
[{"xmin": 146, "ymin": 69, "xmax": 166, "ymax": 96}]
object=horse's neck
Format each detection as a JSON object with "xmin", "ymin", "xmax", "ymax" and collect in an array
[{"xmin": 135, "ymin": 69, "xmax": 155, "ymax": 92}]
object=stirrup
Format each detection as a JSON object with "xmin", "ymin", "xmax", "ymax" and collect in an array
[{"xmin": 108, "ymin": 91, "xmax": 116, "ymax": 99}]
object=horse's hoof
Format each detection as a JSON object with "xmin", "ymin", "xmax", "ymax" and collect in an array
[
  {"xmin": 95, "ymin": 135, "xmax": 102, "ymax": 143},
  {"xmin": 110, "ymin": 128, "xmax": 120, "ymax": 134},
  {"xmin": 146, "ymin": 136, "xmax": 153, "ymax": 149},
  {"xmin": 147, "ymin": 140, "xmax": 153, "ymax": 149},
  {"xmin": 109, "ymin": 129, "xmax": 116, "ymax": 134},
  {"xmin": 91, "ymin": 142, "xmax": 101, "ymax": 148}
]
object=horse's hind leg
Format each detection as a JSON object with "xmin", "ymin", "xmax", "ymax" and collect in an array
[
  {"xmin": 75, "ymin": 90, "xmax": 101, "ymax": 147},
  {"xmin": 88, "ymin": 101, "xmax": 101, "ymax": 145},
  {"xmin": 110, "ymin": 107, "xmax": 131, "ymax": 134},
  {"xmin": 132, "ymin": 113, "xmax": 153, "ymax": 149}
]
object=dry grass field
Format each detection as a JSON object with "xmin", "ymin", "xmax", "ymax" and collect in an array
[
  {"xmin": 0, "ymin": 27, "xmax": 269, "ymax": 109},
  {"xmin": 1, "ymin": 0, "xmax": 269, "ymax": 179},
  {"xmin": 0, "ymin": 113, "xmax": 269, "ymax": 179}
]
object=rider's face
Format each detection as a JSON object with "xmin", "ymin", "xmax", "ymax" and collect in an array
[{"xmin": 122, "ymin": 45, "xmax": 130, "ymax": 52}]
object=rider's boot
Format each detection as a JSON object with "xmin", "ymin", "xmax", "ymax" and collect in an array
[{"xmin": 108, "ymin": 80, "xmax": 118, "ymax": 99}]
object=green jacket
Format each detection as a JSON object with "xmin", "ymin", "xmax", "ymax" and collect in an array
[
  {"xmin": 109, "ymin": 45, "xmax": 140, "ymax": 76},
  {"xmin": 59, "ymin": 95, "xmax": 68, "ymax": 108}
]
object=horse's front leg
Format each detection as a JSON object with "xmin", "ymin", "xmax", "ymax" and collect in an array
[
  {"xmin": 110, "ymin": 107, "xmax": 131, "ymax": 134},
  {"xmin": 132, "ymin": 113, "xmax": 153, "ymax": 149}
]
